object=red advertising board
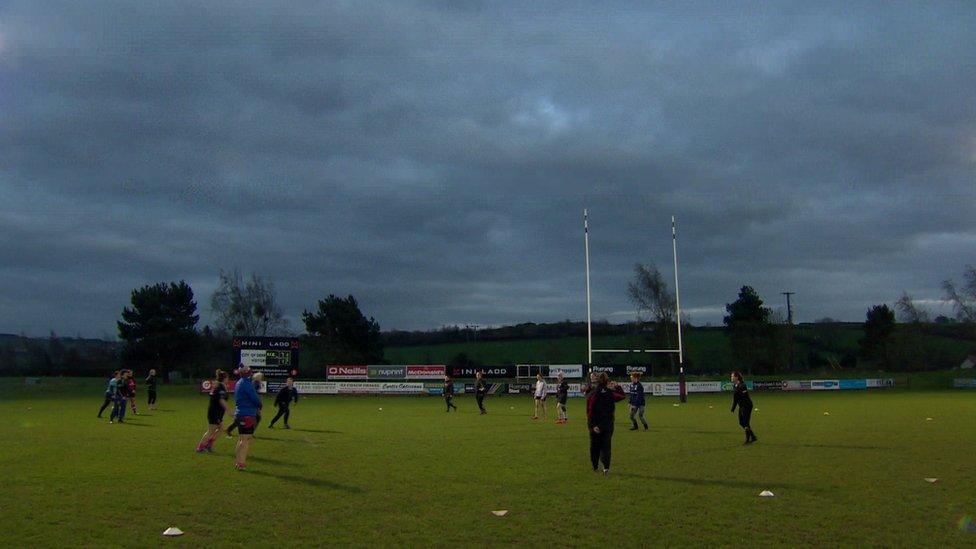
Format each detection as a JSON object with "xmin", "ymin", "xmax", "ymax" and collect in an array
[
  {"xmin": 327, "ymin": 365, "xmax": 368, "ymax": 380},
  {"xmin": 406, "ymin": 365, "xmax": 446, "ymax": 379}
]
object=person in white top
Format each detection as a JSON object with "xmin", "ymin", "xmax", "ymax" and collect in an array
[{"xmin": 532, "ymin": 373, "xmax": 548, "ymax": 420}]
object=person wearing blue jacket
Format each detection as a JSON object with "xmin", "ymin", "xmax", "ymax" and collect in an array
[
  {"xmin": 233, "ymin": 366, "xmax": 262, "ymax": 470},
  {"xmin": 628, "ymin": 372, "xmax": 648, "ymax": 431}
]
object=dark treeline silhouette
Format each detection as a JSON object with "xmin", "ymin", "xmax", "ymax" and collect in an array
[{"xmin": 383, "ymin": 320, "xmax": 633, "ymax": 347}]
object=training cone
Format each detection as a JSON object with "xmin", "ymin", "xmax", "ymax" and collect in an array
[
  {"xmin": 823, "ymin": 412, "xmax": 830, "ymax": 415},
  {"xmin": 491, "ymin": 510, "xmax": 508, "ymax": 517},
  {"xmin": 924, "ymin": 478, "xmax": 939, "ymax": 483},
  {"xmin": 162, "ymin": 527, "xmax": 184, "ymax": 537},
  {"xmin": 759, "ymin": 490, "xmax": 775, "ymax": 497},
  {"xmin": 926, "ymin": 417, "xmax": 933, "ymax": 421}
]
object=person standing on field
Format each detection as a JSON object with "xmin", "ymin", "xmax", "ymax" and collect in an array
[
  {"xmin": 555, "ymin": 372, "xmax": 569, "ymax": 424},
  {"xmin": 730, "ymin": 371, "xmax": 757, "ymax": 444},
  {"xmin": 197, "ymin": 370, "xmax": 229, "ymax": 453},
  {"xmin": 145, "ymin": 369, "xmax": 158, "ymax": 411},
  {"xmin": 98, "ymin": 370, "xmax": 120, "ymax": 418},
  {"xmin": 443, "ymin": 375, "xmax": 458, "ymax": 412},
  {"xmin": 233, "ymin": 366, "xmax": 262, "ymax": 470},
  {"xmin": 269, "ymin": 377, "xmax": 299, "ymax": 429},
  {"xmin": 586, "ymin": 372, "xmax": 626, "ymax": 475},
  {"xmin": 532, "ymin": 373, "xmax": 547, "ymax": 420},
  {"xmin": 109, "ymin": 371, "xmax": 127, "ymax": 424},
  {"xmin": 475, "ymin": 371, "xmax": 488, "ymax": 414},
  {"xmin": 628, "ymin": 372, "xmax": 648, "ymax": 431},
  {"xmin": 124, "ymin": 370, "xmax": 138, "ymax": 415}
]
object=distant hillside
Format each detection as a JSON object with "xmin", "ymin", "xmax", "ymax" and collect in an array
[{"xmin": 385, "ymin": 323, "xmax": 975, "ymax": 374}]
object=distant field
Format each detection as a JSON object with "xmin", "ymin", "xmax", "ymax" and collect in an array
[
  {"xmin": 383, "ymin": 327, "xmax": 973, "ymax": 373},
  {"xmin": 3, "ymin": 378, "xmax": 976, "ymax": 546}
]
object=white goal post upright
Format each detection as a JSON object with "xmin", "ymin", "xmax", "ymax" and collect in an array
[{"xmin": 583, "ymin": 211, "xmax": 686, "ymax": 401}]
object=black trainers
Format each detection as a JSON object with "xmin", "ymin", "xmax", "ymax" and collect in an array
[
  {"xmin": 629, "ymin": 426, "xmax": 638, "ymax": 431},
  {"xmin": 603, "ymin": 469, "xmax": 610, "ymax": 476},
  {"xmin": 284, "ymin": 425, "xmax": 290, "ymax": 429}
]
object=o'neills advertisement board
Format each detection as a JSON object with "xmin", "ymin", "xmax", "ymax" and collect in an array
[
  {"xmin": 327, "ymin": 365, "xmax": 368, "ymax": 380},
  {"xmin": 405, "ymin": 365, "xmax": 446, "ymax": 379}
]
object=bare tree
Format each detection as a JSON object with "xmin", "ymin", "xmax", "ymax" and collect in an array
[
  {"xmin": 895, "ymin": 292, "xmax": 930, "ymax": 323},
  {"xmin": 210, "ymin": 270, "xmax": 290, "ymax": 336},
  {"xmin": 942, "ymin": 266, "xmax": 976, "ymax": 323},
  {"xmin": 628, "ymin": 263, "xmax": 676, "ymax": 326},
  {"xmin": 628, "ymin": 263, "xmax": 678, "ymax": 370}
]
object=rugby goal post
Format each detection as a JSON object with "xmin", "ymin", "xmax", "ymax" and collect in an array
[{"xmin": 583, "ymin": 210, "xmax": 687, "ymax": 402}]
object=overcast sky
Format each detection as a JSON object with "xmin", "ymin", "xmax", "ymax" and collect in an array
[{"xmin": 1, "ymin": 1, "xmax": 973, "ymax": 338}]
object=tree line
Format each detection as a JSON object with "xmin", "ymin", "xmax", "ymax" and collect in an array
[{"xmin": 2, "ymin": 265, "xmax": 973, "ymax": 378}]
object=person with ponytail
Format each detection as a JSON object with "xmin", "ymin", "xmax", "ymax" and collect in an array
[
  {"xmin": 730, "ymin": 371, "xmax": 758, "ymax": 444},
  {"xmin": 196, "ymin": 370, "xmax": 228, "ymax": 453}
]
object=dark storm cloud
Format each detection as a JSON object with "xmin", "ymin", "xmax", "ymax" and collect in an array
[{"xmin": 1, "ymin": 1, "xmax": 973, "ymax": 337}]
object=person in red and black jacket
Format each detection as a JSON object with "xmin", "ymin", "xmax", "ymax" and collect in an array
[{"xmin": 586, "ymin": 372, "xmax": 626, "ymax": 475}]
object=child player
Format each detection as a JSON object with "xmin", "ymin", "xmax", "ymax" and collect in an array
[
  {"xmin": 145, "ymin": 369, "xmax": 158, "ymax": 411},
  {"xmin": 125, "ymin": 370, "xmax": 138, "ymax": 415},
  {"xmin": 196, "ymin": 370, "xmax": 228, "ymax": 453},
  {"xmin": 443, "ymin": 374, "xmax": 458, "ymax": 412},
  {"xmin": 532, "ymin": 373, "xmax": 547, "ymax": 420},
  {"xmin": 109, "ymin": 371, "xmax": 127, "ymax": 424},
  {"xmin": 269, "ymin": 377, "xmax": 299, "ymax": 429},
  {"xmin": 98, "ymin": 370, "xmax": 120, "ymax": 418},
  {"xmin": 474, "ymin": 371, "xmax": 487, "ymax": 415},
  {"xmin": 233, "ymin": 366, "xmax": 262, "ymax": 470},
  {"xmin": 730, "ymin": 371, "xmax": 758, "ymax": 444},
  {"xmin": 628, "ymin": 372, "xmax": 648, "ymax": 431},
  {"xmin": 555, "ymin": 372, "xmax": 569, "ymax": 424}
]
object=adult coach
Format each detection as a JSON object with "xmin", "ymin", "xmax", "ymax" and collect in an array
[
  {"xmin": 474, "ymin": 371, "xmax": 487, "ymax": 415},
  {"xmin": 730, "ymin": 371, "xmax": 757, "ymax": 444},
  {"xmin": 269, "ymin": 378, "xmax": 299, "ymax": 429},
  {"xmin": 586, "ymin": 372, "xmax": 626, "ymax": 475},
  {"xmin": 233, "ymin": 366, "xmax": 262, "ymax": 470}
]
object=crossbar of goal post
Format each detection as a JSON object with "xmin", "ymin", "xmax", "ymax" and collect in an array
[{"xmin": 583, "ymin": 210, "xmax": 687, "ymax": 402}]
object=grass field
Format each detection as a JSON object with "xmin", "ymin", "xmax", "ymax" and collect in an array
[{"xmin": 3, "ymin": 378, "xmax": 976, "ymax": 547}]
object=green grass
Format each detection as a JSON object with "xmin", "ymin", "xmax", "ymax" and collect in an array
[{"xmin": 2, "ymin": 378, "xmax": 976, "ymax": 547}]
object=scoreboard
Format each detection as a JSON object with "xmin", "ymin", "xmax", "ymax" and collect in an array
[{"xmin": 232, "ymin": 336, "xmax": 300, "ymax": 389}]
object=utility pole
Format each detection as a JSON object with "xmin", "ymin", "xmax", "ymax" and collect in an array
[{"xmin": 782, "ymin": 292, "xmax": 795, "ymax": 325}]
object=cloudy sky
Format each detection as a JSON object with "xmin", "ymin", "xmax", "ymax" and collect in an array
[{"xmin": 1, "ymin": 1, "xmax": 973, "ymax": 338}]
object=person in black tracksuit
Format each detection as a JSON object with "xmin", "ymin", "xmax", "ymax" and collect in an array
[
  {"xmin": 731, "ymin": 371, "xmax": 758, "ymax": 444},
  {"xmin": 145, "ymin": 369, "xmax": 158, "ymax": 411},
  {"xmin": 443, "ymin": 375, "xmax": 458, "ymax": 411},
  {"xmin": 474, "ymin": 371, "xmax": 487, "ymax": 414},
  {"xmin": 586, "ymin": 372, "xmax": 627, "ymax": 475},
  {"xmin": 269, "ymin": 377, "xmax": 299, "ymax": 429},
  {"xmin": 555, "ymin": 373, "xmax": 569, "ymax": 424}
]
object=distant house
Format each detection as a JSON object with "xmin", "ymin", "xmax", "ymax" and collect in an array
[{"xmin": 961, "ymin": 355, "xmax": 976, "ymax": 370}]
